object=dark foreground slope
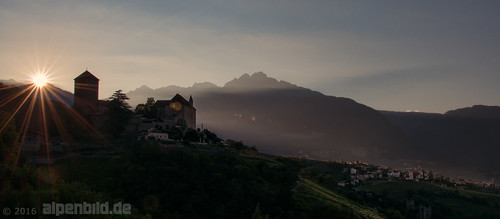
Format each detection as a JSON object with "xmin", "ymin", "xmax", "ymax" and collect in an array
[
  {"xmin": 2, "ymin": 143, "xmax": 383, "ymax": 218},
  {"xmin": 3, "ymin": 142, "xmax": 500, "ymax": 218}
]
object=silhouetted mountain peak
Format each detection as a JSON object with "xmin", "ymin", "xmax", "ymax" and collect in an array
[
  {"xmin": 192, "ymin": 82, "xmax": 218, "ymax": 89},
  {"xmin": 224, "ymin": 72, "xmax": 297, "ymax": 90},
  {"xmin": 250, "ymin": 71, "xmax": 268, "ymax": 79},
  {"xmin": 0, "ymin": 79, "xmax": 18, "ymax": 85},
  {"xmin": 132, "ymin": 85, "xmax": 154, "ymax": 93}
]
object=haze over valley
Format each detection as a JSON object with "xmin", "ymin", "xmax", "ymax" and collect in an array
[{"xmin": 124, "ymin": 72, "xmax": 500, "ymax": 181}]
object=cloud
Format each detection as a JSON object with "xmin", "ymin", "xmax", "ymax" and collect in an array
[{"xmin": 1, "ymin": 0, "xmax": 500, "ymax": 112}]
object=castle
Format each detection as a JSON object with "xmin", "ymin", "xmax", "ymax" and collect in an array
[
  {"xmin": 136, "ymin": 94, "xmax": 197, "ymax": 134},
  {"xmin": 73, "ymin": 70, "xmax": 196, "ymax": 134}
]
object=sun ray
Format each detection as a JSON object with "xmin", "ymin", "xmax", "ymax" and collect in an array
[
  {"xmin": 4, "ymin": 71, "xmax": 114, "ymax": 170},
  {"xmin": 0, "ymin": 85, "xmax": 37, "ymax": 133},
  {"xmin": 39, "ymin": 87, "xmax": 51, "ymax": 169},
  {"xmin": 14, "ymin": 88, "xmax": 39, "ymax": 166},
  {"xmin": 0, "ymin": 84, "xmax": 35, "ymax": 108},
  {"xmin": 43, "ymin": 86, "xmax": 72, "ymax": 150},
  {"xmin": 0, "ymin": 82, "xmax": 33, "ymax": 91},
  {"xmin": 44, "ymin": 84, "xmax": 114, "ymax": 150}
]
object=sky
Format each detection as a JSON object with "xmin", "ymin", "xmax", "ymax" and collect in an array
[{"xmin": 1, "ymin": 0, "xmax": 499, "ymax": 113}]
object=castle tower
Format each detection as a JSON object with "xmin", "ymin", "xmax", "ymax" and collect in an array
[{"xmin": 74, "ymin": 70, "xmax": 99, "ymax": 115}]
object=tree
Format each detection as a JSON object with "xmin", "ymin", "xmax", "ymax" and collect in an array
[
  {"xmin": 201, "ymin": 129, "xmax": 222, "ymax": 144},
  {"xmin": 226, "ymin": 139, "xmax": 246, "ymax": 150},
  {"xmin": 183, "ymin": 129, "xmax": 200, "ymax": 143},
  {"xmin": 167, "ymin": 127, "xmax": 183, "ymax": 141},
  {"xmin": 103, "ymin": 90, "xmax": 132, "ymax": 138},
  {"xmin": 109, "ymin": 90, "xmax": 131, "ymax": 110},
  {"xmin": 135, "ymin": 97, "xmax": 157, "ymax": 118}
]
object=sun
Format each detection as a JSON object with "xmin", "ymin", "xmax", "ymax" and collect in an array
[{"xmin": 31, "ymin": 73, "xmax": 50, "ymax": 88}]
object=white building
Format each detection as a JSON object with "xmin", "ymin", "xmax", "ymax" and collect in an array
[
  {"xmin": 388, "ymin": 171, "xmax": 401, "ymax": 178},
  {"xmin": 138, "ymin": 131, "xmax": 169, "ymax": 141},
  {"xmin": 350, "ymin": 168, "xmax": 358, "ymax": 174}
]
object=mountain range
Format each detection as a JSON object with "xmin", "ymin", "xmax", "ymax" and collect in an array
[
  {"xmin": 128, "ymin": 72, "xmax": 406, "ymax": 162},
  {"xmin": 2, "ymin": 72, "xmax": 499, "ymax": 180},
  {"xmin": 126, "ymin": 72, "xmax": 500, "ymax": 180}
]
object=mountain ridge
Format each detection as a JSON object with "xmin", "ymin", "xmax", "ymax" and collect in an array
[
  {"xmin": 126, "ymin": 72, "xmax": 407, "ymax": 165},
  {"xmin": 445, "ymin": 105, "xmax": 500, "ymax": 120},
  {"xmin": 2, "ymin": 73, "xmax": 500, "ymax": 180},
  {"xmin": 124, "ymin": 72, "xmax": 500, "ymax": 180}
]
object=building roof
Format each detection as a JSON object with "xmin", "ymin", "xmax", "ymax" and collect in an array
[
  {"xmin": 153, "ymin": 94, "xmax": 195, "ymax": 109},
  {"xmin": 171, "ymin": 93, "xmax": 191, "ymax": 106},
  {"xmin": 74, "ymin": 70, "xmax": 99, "ymax": 81}
]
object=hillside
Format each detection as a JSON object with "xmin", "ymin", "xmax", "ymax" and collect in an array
[
  {"xmin": 445, "ymin": 105, "xmax": 500, "ymax": 120},
  {"xmin": 126, "ymin": 72, "xmax": 500, "ymax": 180},
  {"xmin": 4, "ymin": 141, "xmax": 499, "ymax": 218},
  {"xmin": 51, "ymin": 143, "xmax": 384, "ymax": 218},
  {"xmin": 380, "ymin": 110, "xmax": 500, "ymax": 180},
  {"xmin": 0, "ymin": 83, "xmax": 74, "ymax": 134}
]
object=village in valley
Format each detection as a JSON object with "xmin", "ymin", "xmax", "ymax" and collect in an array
[{"xmin": 330, "ymin": 160, "xmax": 498, "ymax": 192}]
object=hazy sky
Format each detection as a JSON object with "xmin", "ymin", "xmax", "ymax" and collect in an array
[{"xmin": 1, "ymin": 0, "xmax": 499, "ymax": 113}]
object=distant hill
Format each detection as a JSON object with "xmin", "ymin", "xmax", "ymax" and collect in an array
[
  {"xmin": 0, "ymin": 79, "xmax": 18, "ymax": 85},
  {"xmin": 0, "ymin": 83, "xmax": 74, "ymax": 135},
  {"xmin": 445, "ymin": 105, "xmax": 500, "ymax": 120},
  {"xmin": 127, "ymin": 72, "xmax": 407, "ymax": 164},
  {"xmin": 380, "ymin": 110, "xmax": 500, "ymax": 180},
  {"xmin": 0, "ymin": 83, "xmax": 73, "ymax": 106}
]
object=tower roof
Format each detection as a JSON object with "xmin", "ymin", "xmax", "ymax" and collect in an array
[{"xmin": 74, "ymin": 70, "xmax": 99, "ymax": 81}]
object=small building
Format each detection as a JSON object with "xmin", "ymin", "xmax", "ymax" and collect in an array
[
  {"xmin": 388, "ymin": 171, "xmax": 401, "ymax": 178},
  {"xmin": 406, "ymin": 171, "xmax": 414, "ymax": 181},
  {"xmin": 350, "ymin": 168, "xmax": 358, "ymax": 174},
  {"xmin": 138, "ymin": 131, "xmax": 169, "ymax": 142}
]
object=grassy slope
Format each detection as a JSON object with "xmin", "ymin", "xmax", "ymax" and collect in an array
[
  {"xmin": 53, "ymin": 152, "xmax": 383, "ymax": 218},
  {"xmin": 362, "ymin": 181, "xmax": 500, "ymax": 218},
  {"xmin": 53, "ymin": 150, "xmax": 500, "ymax": 218},
  {"xmin": 296, "ymin": 178, "xmax": 383, "ymax": 219}
]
